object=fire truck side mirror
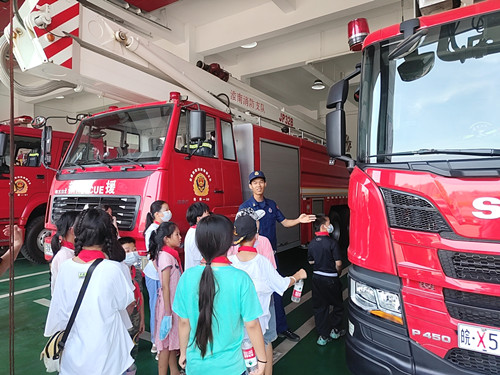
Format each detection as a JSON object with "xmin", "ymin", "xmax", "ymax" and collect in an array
[
  {"xmin": 0, "ymin": 132, "xmax": 6, "ymax": 157},
  {"xmin": 31, "ymin": 116, "xmax": 47, "ymax": 129},
  {"xmin": 41, "ymin": 126, "xmax": 53, "ymax": 166},
  {"xmin": 326, "ymin": 109, "xmax": 345, "ymax": 158},
  {"xmin": 326, "ymin": 80, "xmax": 348, "ymax": 110},
  {"xmin": 189, "ymin": 110, "xmax": 207, "ymax": 141}
]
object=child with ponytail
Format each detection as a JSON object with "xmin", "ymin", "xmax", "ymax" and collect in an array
[
  {"xmin": 45, "ymin": 208, "xmax": 135, "ymax": 375},
  {"xmin": 143, "ymin": 200, "xmax": 172, "ymax": 355},
  {"xmin": 173, "ymin": 214, "xmax": 266, "ymax": 375},
  {"xmin": 50, "ymin": 211, "xmax": 79, "ymax": 295},
  {"xmin": 149, "ymin": 221, "xmax": 182, "ymax": 375}
]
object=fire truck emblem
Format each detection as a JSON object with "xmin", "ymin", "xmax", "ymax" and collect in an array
[
  {"xmin": 190, "ymin": 168, "xmax": 212, "ymax": 197},
  {"xmin": 14, "ymin": 176, "xmax": 31, "ymax": 195}
]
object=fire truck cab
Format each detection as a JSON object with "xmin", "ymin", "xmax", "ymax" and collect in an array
[
  {"xmin": 326, "ymin": 1, "xmax": 500, "ymax": 374},
  {"xmin": 0, "ymin": 122, "xmax": 72, "ymax": 263}
]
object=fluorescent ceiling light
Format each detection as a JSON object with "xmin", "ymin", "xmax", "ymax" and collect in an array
[{"xmin": 241, "ymin": 42, "xmax": 257, "ymax": 49}]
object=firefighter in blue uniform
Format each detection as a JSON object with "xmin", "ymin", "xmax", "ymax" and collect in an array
[{"xmin": 239, "ymin": 170, "xmax": 315, "ymax": 342}]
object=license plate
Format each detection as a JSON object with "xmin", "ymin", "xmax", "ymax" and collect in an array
[{"xmin": 458, "ymin": 323, "xmax": 500, "ymax": 357}]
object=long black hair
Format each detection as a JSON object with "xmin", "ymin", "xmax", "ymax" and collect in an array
[
  {"xmin": 50, "ymin": 211, "xmax": 79, "ymax": 257},
  {"xmin": 74, "ymin": 208, "xmax": 125, "ymax": 261},
  {"xmin": 148, "ymin": 221, "xmax": 178, "ymax": 262},
  {"xmin": 194, "ymin": 214, "xmax": 233, "ymax": 358},
  {"xmin": 144, "ymin": 200, "xmax": 166, "ymax": 236}
]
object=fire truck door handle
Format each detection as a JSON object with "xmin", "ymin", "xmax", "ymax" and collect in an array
[
  {"xmin": 37, "ymin": 175, "xmax": 45, "ymax": 179},
  {"xmin": 214, "ymin": 189, "xmax": 224, "ymax": 193}
]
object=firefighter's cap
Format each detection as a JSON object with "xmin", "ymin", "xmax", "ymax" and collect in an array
[{"xmin": 249, "ymin": 170, "xmax": 266, "ymax": 184}]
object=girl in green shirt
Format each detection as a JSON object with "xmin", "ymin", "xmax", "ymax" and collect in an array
[{"xmin": 173, "ymin": 214, "xmax": 267, "ymax": 375}]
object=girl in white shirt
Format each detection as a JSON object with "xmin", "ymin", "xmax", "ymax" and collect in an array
[
  {"xmin": 50, "ymin": 211, "xmax": 79, "ymax": 295},
  {"xmin": 143, "ymin": 200, "xmax": 172, "ymax": 353},
  {"xmin": 229, "ymin": 215, "xmax": 307, "ymax": 375},
  {"xmin": 45, "ymin": 208, "xmax": 134, "ymax": 375}
]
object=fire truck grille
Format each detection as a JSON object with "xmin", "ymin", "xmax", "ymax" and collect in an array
[
  {"xmin": 438, "ymin": 250, "xmax": 500, "ymax": 285},
  {"xmin": 51, "ymin": 196, "xmax": 140, "ymax": 231},
  {"xmin": 443, "ymin": 288, "xmax": 500, "ymax": 328},
  {"xmin": 380, "ymin": 188, "xmax": 451, "ymax": 233},
  {"xmin": 446, "ymin": 348, "xmax": 500, "ymax": 375}
]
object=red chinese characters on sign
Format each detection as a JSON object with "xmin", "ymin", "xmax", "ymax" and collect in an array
[{"xmin": 230, "ymin": 90, "xmax": 266, "ymax": 113}]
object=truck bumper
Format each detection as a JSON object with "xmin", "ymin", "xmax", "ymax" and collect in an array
[{"xmin": 347, "ymin": 298, "xmax": 486, "ymax": 375}]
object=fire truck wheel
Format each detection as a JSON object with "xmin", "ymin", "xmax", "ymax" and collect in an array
[
  {"xmin": 328, "ymin": 210, "xmax": 342, "ymax": 244},
  {"xmin": 339, "ymin": 206, "xmax": 350, "ymax": 249},
  {"xmin": 21, "ymin": 216, "xmax": 49, "ymax": 264}
]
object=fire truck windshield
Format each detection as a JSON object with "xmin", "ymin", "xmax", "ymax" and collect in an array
[
  {"xmin": 63, "ymin": 104, "xmax": 173, "ymax": 169},
  {"xmin": 359, "ymin": 10, "xmax": 500, "ymax": 164}
]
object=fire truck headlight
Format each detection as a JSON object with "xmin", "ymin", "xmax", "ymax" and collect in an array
[
  {"xmin": 376, "ymin": 289, "xmax": 401, "ymax": 314},
  {"xmin": 351, "ymin": 279, "xmax": 377, "ymax": 310},
  {"xmin": 351, "ymin": 279, "xmax": 403, "ymax": 325}
]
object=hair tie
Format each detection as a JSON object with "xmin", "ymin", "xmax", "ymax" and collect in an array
[{"xmin": 206, "ymin": 261, "xmax": 212, "ymax": 266}]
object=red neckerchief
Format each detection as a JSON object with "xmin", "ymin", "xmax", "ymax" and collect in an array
[
  {"xmin": 129, "ymin": 267, "xmax": 142, "ymax": 308},
  {"xmin": 78, "ymin": 249, "xmax": 106, "ymax": 262},
  {"xmin": 238, "ymin": 246, "xmax": 257, "ymax": 253},
  {"xmin": 207, "ymin": 256, "xmax": 232, "ymax": 265},
  {"xmin": 162, "ymin": 246, "xmax": 183, "ymax": 273},
  {"xmin": 154, "ymin": 220, "xmax": 161, "ymax": 225},
  {"xmin": 315, "ymin": 231, "xmax": 329, "ymax": 236},
  {"xmin": 190, "ymin": 225, "xmax": 197, "ymax": 229},
  {"xmin": 61, "ymin": 240, "xmax": 74, "ymax": 250}
]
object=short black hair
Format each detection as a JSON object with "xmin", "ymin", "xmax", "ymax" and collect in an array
[
  {"xmin": 186, "ymin": 202, "xmax": 210, "ymax": 226},
  {"xmin": 119, "ymin": 236, "xmax": 136, "ymax": 245},
  {"xmin": 313, "ymin": 214, "xmax": 328, "ymax": 232}
]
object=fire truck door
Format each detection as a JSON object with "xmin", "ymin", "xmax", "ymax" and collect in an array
[
  {"xmin": 3, "ymin": 134, "xmax": 47, "ymax": 222},
  {"xmin": 171, "ymin": 114, "xmax": 223, "ymax": 213}
]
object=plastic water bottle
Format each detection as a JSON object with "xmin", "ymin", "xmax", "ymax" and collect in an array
[
  {"xmin": 291, "ymin": 279, "xmax": 304, "ymax": 303},
  {"xmin": 242, "ymin": 339, "xmax": 258, "ymax": 374}
]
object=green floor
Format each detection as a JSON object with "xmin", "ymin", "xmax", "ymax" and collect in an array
[{"xmin": 0, "ymin": 248, "xmax": 352, "ymax": 374}]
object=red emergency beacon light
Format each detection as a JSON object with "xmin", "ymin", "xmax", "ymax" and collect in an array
[
  {"xmin": 170, "ymin": 91, "xmax": 181, "ymax": 101},
  {"xmin": 348, "ymin": 18, "xmax": 369, "ymax": 51}
]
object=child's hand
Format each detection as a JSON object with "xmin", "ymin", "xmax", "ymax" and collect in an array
[
  {"xmin": 3, "ymin": 225, "xmax": 24, "ymax": 251},
  {"xmin": 160, "ymin": 315, "xmax": 172, "ymax": 340},
  {"xmin": 295, "ymin": 268, "xmax": 307, "ymax": 280},
  {"xmin": 179, "ymin": 352, "xmax": 186, "ymax": 369},
  {"xmin": 250, "ymin": 361, "xmax": 266, "ymax": 375},
  {"xmin": 138, "ymin": 318, "xmax": 145, "ymax": 336}
]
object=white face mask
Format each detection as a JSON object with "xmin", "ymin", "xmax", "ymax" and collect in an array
[
  {"xmin": 124, "ymin": 251, "xmax": 139, "ymax": 266},
  {"xmin": 161, "ymin": 210, "xmax": 172, "ymax": 222},
  {"xmin": 327, "ymin": 224, "xmax": 334, "ymax": 234}
]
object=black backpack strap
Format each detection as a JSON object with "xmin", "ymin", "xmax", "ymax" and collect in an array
[{"xmin": 58, "ymin": 258, "xmax": 103, "ymax": 351}]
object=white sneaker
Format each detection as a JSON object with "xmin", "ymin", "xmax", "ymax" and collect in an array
[
  {"xmin": 155, "ymin": 353, "xmax": 159, "ymax": 361},
  {"xmin": 151, "ymin": 344, "xmax": 157, "ymax": 354}
]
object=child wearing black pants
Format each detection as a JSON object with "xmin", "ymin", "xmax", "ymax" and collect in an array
[{"xmin": 308, "ymin": 214, "xmax": 345, "ymax": 346}]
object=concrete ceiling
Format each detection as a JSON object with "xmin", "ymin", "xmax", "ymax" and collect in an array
[{"xmin": 1, "ymin": 0, "xmax": 418, "ymax": 127}]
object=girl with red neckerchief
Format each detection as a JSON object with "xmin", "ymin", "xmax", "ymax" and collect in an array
[
  {"xmin": 44, "ymin": 208, "xmax": 135, "ymax": 375},
  {"xmin": 172, "ymin": 214, "xmax": 267, "ymax": 375},
  {"xmin": 149, "ymin": 221, "xmax": 182, "ymax": 375},
  {"xmin": 229, "ymin": 214, "xmax": 307, "ymax": 375},
  {"xmin": 50, "ymin": 211, "xmax": 79, "ymax": 295},
  {"xmin": 143, "ymin": 200, "xmax": 172, "ymax": 356}
]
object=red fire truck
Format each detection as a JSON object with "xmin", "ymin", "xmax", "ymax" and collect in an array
[
  {"xmin": 41, "ymin": 92, "xmax": 349, "ymax": 257},
  {"xmin": 0, "ymin": 119, "xmax": 72, "ymax": 264},
  {"xmin": 326, "ymin": 1, "xmax": 500, "ymax": 374}
]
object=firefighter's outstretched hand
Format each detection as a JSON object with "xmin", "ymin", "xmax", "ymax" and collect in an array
[
  {"xmin": 298, "ymin": 213, "xmax": 316, "ymax": 223},
  {"xmin": 3, "ymin": 225, "xmax": 24, "ymax": 252}
]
